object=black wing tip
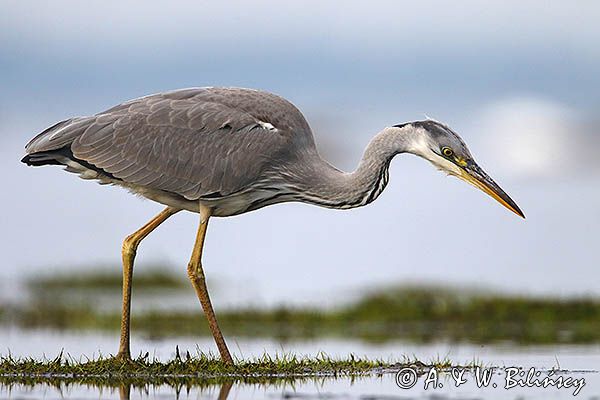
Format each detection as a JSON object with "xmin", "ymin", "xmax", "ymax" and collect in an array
[
  {"xmin": 21, "ymin": 153, "xmax": 63, "ymax": 166},
  {"xmin": 21, "ymin": 154, "xmax": 34, "ymax": 166}
]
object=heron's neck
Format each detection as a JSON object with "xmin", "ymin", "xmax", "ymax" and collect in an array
[{"xmin": 294, "ymin": 127, "xmax": 418, "ymax": 209}]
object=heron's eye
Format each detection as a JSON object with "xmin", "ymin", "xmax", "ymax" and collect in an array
[{"xmin": 442, "ymin": 147, "xmax": 454, "ymax": 158}]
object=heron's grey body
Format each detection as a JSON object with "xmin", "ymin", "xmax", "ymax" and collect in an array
[
  {"xmin": 22, "ymin": 86, "xmax": 523, "ymax": 363},
  {"xmin": 23, "ymin": 87, "xmax": 413, "ymax": 217}
]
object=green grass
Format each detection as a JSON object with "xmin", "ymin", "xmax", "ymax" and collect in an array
[
  {"xmin": 0, "ymin": 352, "xmax": 390, "ymax": 376},
  {"xmin": 5, "ymin": 270, "xmax": 600, "ymax": 345},
  {"xmin": 27, "ymin": 266, "xmax": 187, "ymax": 292},
  {"xmin": 8, "ymin": 284, "xmax": 600, "ymax": 345},
  {"xmin": 0, "ymin": 351, "xmax": 431, "ymax": 387}
]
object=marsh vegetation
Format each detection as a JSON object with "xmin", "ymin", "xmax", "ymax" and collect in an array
[
  {"xmin": 1, "ymin": 267, "xmax": 599, "ymax": 397},
  {"xmin": 3, "ymin": 267, "xmax": 600, "ymax": 345}
]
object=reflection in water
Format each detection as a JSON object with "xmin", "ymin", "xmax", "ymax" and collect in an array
[
  {"xmin": 118, "ymin": 381, "xmax": 231, "ymax": 400},
  {"xmin": 3, "ymin": 368, "xmax": 598, "ymax": 400},
  {"xmin": 217, "ymin": 381, "xmax": 233, "ymax": 400},
  {"xmin": 119, "ymin": 382, "xmax": 129, "ymax": 400},
  {"xmin": 3, "ymin": 380, "xmax": 237, "ymax": 400}
]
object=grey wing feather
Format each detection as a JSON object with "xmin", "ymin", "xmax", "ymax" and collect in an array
[{"xmin": 25, "ymin": 88, "xmax": 314, "ymax": 200}]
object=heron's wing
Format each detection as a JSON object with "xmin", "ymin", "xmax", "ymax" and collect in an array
[{"xmin": 28, "ymin": 91, "xmax": 298, "ymax": 200}]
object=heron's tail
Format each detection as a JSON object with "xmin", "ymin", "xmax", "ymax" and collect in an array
[
  {"xmin": 21, "ymin": 152, "xmax": 66, "ymax": 166},
  {"xmin": 21, "ymin": 117, "xmax": 92, "ymax": 166}
]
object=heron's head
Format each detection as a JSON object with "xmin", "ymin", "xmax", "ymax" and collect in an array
[{"xmin": 394, "ymin": 120, "xmax": 524, "ymax": 218}]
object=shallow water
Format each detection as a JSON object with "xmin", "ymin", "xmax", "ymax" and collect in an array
[
  {"xmin": 3, "ymin": 368, "xmax": 597, "ymax": 399},
  {"xmin": 1, "ymin": 329, "xmax": 598, "ymax": 399}
]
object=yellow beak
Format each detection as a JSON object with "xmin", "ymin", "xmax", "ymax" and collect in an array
[{"xmin": 457, "ymin": 163, "xmax": 525, "ymax": 219}]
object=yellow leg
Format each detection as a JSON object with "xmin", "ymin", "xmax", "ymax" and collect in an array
[
  {"xmin": 187, "ymin": 205, "xmax": 233, "ymax": 364},
  {"xmin": 117, "ymin": 206, "xmax": 179, "ymax": 360}
]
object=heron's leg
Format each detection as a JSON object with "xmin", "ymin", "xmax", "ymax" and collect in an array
[
  {"xmin": 187, "ymin": 206, "xmax": 233, "ymax": 364},
  {"xmin": 117, "ymin": 206, "xmax": 179, "ymax": 360}
]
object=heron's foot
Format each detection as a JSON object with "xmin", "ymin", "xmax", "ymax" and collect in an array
[{"xmin": 114, "ymin": 351, "xmax": 132, "ymax": 363}]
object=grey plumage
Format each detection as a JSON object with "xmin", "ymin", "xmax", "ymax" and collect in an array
[{"xmin": 25, "ymin": 88, "xmax": 307, "ymax": 197}]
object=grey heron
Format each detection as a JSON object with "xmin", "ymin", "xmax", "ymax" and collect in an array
[{"xmin": 21, "ymin": 87, "xmax": 524, "ymax": 364}]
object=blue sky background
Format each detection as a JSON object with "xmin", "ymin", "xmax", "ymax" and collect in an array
[{"xmin": 1, "ymin": 1, "xmax": 599, "ymax": 308}]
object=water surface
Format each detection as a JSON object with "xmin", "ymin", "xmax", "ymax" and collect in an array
[{"xmin": 1, "ymin": 329, "xmax": 598, "ymax": 399}]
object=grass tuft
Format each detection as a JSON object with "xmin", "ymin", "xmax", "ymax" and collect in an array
[{"xmin": 0, "ymin": 351, "xmax": 431, "ymax": 387}]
